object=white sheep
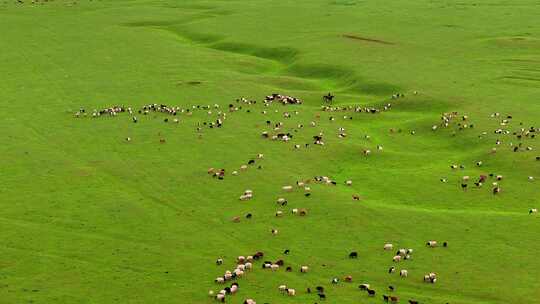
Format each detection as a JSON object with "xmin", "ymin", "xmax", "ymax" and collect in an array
[
  {"xmin": 384, "ymin": 243, "xmax": 393, "ymax": 250},
  {"xmin": 300, "ymin": 265, "xmax": 309, "ymax": 273},
  {"xmin": 393, "ymin": 255, "xmax": 401, "ymax": 262},
  {"xmin": 287, "ymin": 288, "xmax": 296, "ymax": 296},
  {"xmin": 282, "ymin": 185, "xmax": 293, "ymax": 192},
  {"xmin": 400, "ymin": 269, "xmax": 408, "ymax": 277},
  {"xmin": 346, "ymin": 180, "xmax": 352, "ymax": 186},
  {"xmin": 271, "ymin": 264, "xmax": 279, "ymax": 271},
  {"xmin": 427, "ymin": 240, "xmax": 437, "ymax": 247}
]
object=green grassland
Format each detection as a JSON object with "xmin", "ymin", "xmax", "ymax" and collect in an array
[{"xmin": 0, "ymin": 0, "xmax": 539, "ymax": 303}]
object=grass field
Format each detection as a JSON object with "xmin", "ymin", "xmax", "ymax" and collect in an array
[{"xmin": 1, "ymin": 0, "xmax": 540, "ymax": 303}]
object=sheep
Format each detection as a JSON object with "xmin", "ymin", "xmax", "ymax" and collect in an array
[
  {"xmin": 397, "ymin": 248, "xmax": 407, "ymax": 256},
  {"xmin": 240, "ymin": 165, "xmax": 248, "ymax": 171},
  {"xmin": 215, "ymin": 277, "xmax": 225, "ymax": 284},
  {"xmin": 287, "ymin": 288, "xmax": 296, "ymax": 296},
  {"xmin": 271, "ymin": 229, "xmax": 278, "ymax": 235},
  {"xmin": 299, "ymin": 208, "xmax": 308, "ymax": 216},
  {"xmin": 388, "ymin": 266, "xmax": 395, "ymax": 273},
  {"xmin": 277, "ymin": 198, "xmax": 287, "ymax": 206},
  {"xmin": 208, "ymin": 290, "xmax": 215, "ymax": 297},
  {"xmin": 282, "ymin": 185, "xmax": 293, "ymax": 192},
  {"xmin": 216, "ymin": 258, "xmax": 223, "ymax": 265},
  {"xmin": 232, "ymin": 216, "xmax": 241, "ymax": 223},
  {"xmin": 216, "ymin": 293, "xmax": 225, "ymax": 302},
  {"xmin": 224, "ymin": 273, "xmax": 232, "ymax": 280},
  {"xmin": 529, "ymin": 176, "xmax": 534, "ymax": 181},
  {"xmin": 291, "ymin": 208, "xmax": 298, "ymax": 214},
  {"xmin": 346, "ymin": 180, "xmax": 353, "ymax": 186},
  {"xmin": 426, "ymin": 240, "xmax": 437, "ymax": 247},
  {"xmin": 244, "ymin": 262, "xmax": 252, "ymax": 270},
  {"xmin": 237, "ymin": 256, "xmax": 246, "ymax": 264},
  {"xmin": 363, "ymin": 149, "xmax": 371, "ymax": 156},
  {"xmin": 243, "ymin": 299, "xmax": 256, "ymax": 304},
  {"xmin": 384, "ymin": 243, "xmax": 393, "ymax": 250},
  {"xmin": 530, "ymin": 208, "xmax": 538, "ymax": 214},
  {"xmin": 232, "ymin": 171, "xmax": 238, "ymax": 176},
  {"xmin": 349, "ymin": 251, "xmax": 358, "ymax": 258},
  {"xmin": 257, "ymin": 153, "xmax": 264, "ymax": 159},
  {"xmin": 230, "ymin": 285, "xmax": 238, "ymax": 294},
  {"xmin": 278, "ymin": 285, "xmax": 287, "ymax": 292},
  {"xmin": 400, "ymin": 270, "xmax": 408, "ymax": 277},
  {"xmin": 345, "ymin": 275, "xmax": 353, "ymax": 282},
  {"xmin": 300, "ymin": 265, "xmax": 309, "ymax": 273},
  {"xmin": 393, "ymin": 255, "xmax": 401, "ymax": 262},
  {"xmin": 275, "ymin": 211, "xmax": 283, "ymax": 217}
]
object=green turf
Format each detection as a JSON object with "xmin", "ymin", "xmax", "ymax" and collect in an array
[{"xmin": 1, "ymin": 0, "xmax": 539, "ymax": 303}]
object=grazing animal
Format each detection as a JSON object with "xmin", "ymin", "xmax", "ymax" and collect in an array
[
  {"xmin": 390, "ymin": 296, "xmax": 399, "ymax": 303},
  {"xmin": 344, "ymin": 275, "xmax": 353, "ymax": 282},
  {"xmin": 316, "ymin": 286, "xmax": 324, "ymax": 293},
  {"xmin": 359, "ymin": 284, "xmax": 370, "ymax": 290},
  {"xmin": 384, "ymin": 243, "xmax": 393, "ymax": 251},
  {"xmin": 367, "ymin": 289, "xmax": 376, "ymax": 296},
  {"xmin": 409, "ymin": 300, "xmax": 419, "ymax": 304},
  {"xmin": 389, "ymin": 266, "xmax": 395, "ymax": 274},
  {"xmin": 383, "ymin": 295, "xmax": 390, "ymax": 302},
  {"xmin": 388, "ymin": 285, "xmax": 394, "ymax": 291},
  {"xmin": 393, "ymin": 255, "xmax": 401, "ymax": 262},
  {"xmin": 349, "ymin": 251, "xmax": 358, "ymax": 258},
  {"xmin": 300, "ymin": 266, "xmax": 309, "ymax": 273},
  {"xmin": 216, "ymin": 258, "xmax": 223, "ymax": 265},
  {"xmin": 332, "ymin": 278, "xmax": 339, "ymax": 284},
  {"xmin": 318, "ymin": 293, "xmax": 326, "ymax": 300},
  {"xmin": 426, "ymin": 240, "xmax": 437, "ymax": 247},
  {"xmin": 530, "ymin": 208, "xmax": 538, "ymax": 214},
  {"xmin": 283, "ymin": 249, "xmax": 290, "ymax": 254},
  {"xmin": 400, "ymin": 269, "xmax": 408, "ymax": 277},
  {"xmin": 286, "ymin": 288, "xmax": 296, "ymax": 296}
]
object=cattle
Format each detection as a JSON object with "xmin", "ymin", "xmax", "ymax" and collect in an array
[
  {"xmin": 384, "ymin": 243, "xmax": 393, "ymax": 250},
  {"xmin": 359, "ymin": 284, "xmax": 370, "ymax": 290},
  {"xmin": 400, "ymin": 269, "xmax": 408, "ymax": 277},
  {"xmin": 349, "ymin": 251, "xmax": 358, "ymax": 258}
]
